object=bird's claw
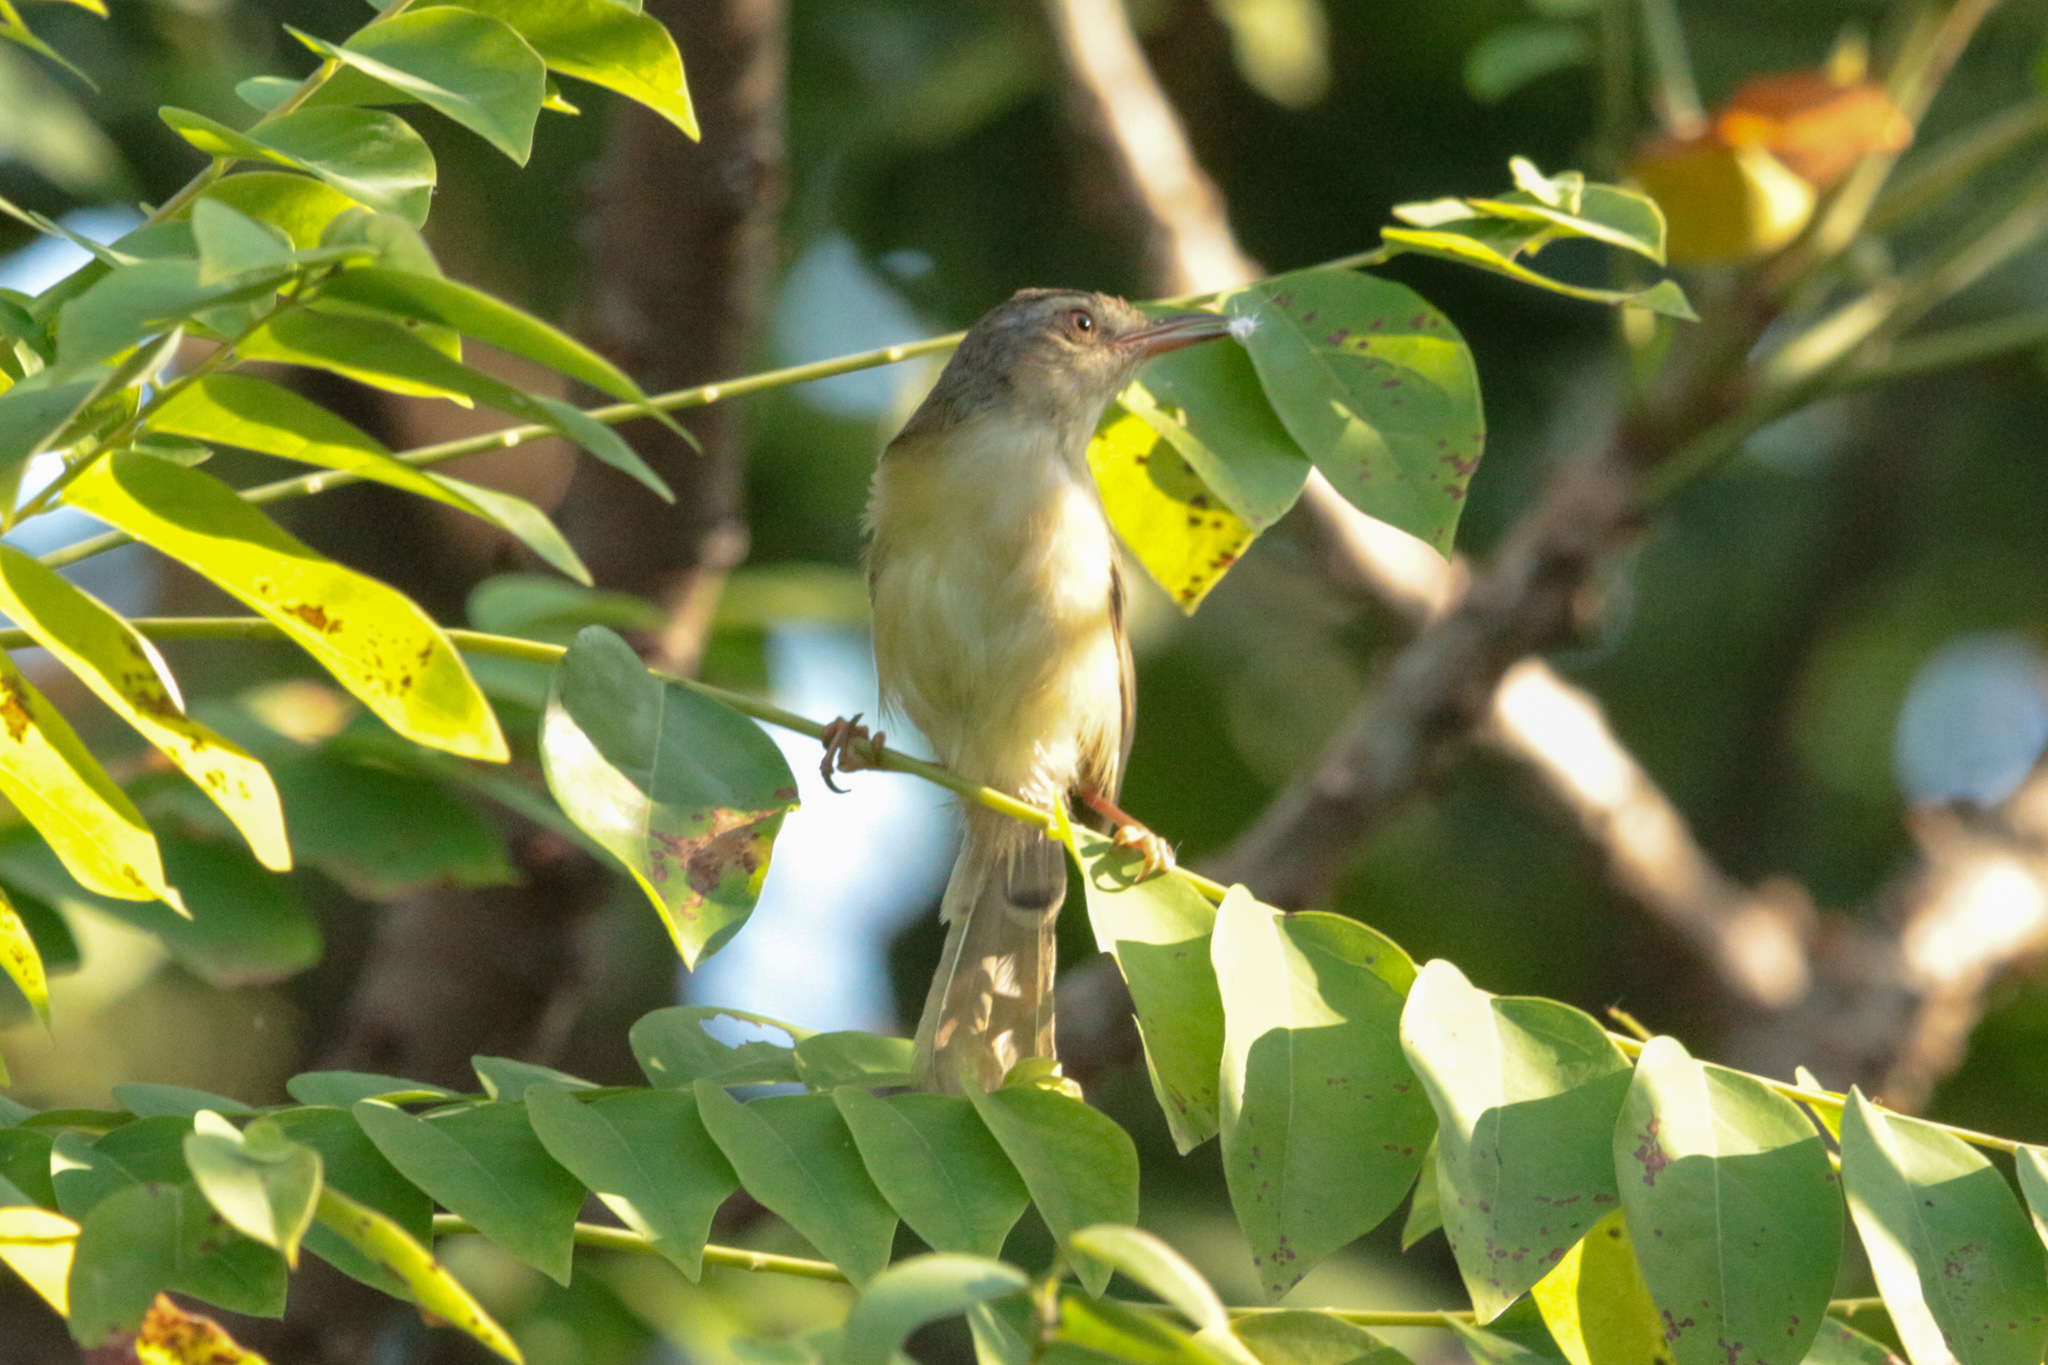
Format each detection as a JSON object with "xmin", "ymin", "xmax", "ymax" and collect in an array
[
  {"xmin": 819, "ymin": 714, "xmax": 885, "ymax": 795},
  {"xmin": 1111, "ymin": 822, "xmax": 1176, "ymax": 880}
]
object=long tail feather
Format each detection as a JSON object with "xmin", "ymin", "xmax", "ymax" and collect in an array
[{"xmin": 912, "ymin": 816, "xmax": 1065, "ymax": 1091}]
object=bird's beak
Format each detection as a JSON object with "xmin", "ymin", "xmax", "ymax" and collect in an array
[{"xmin": 1120, "ymin": 311, "xmax": 1233, "ymax": 359}]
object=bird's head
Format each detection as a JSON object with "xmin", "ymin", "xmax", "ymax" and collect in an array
[{"xmin": 903, "ymin": 289, "xmax": 1232, "ymax": 446}]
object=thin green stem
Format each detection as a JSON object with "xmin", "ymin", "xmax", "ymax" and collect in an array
[
  {"xmin": 1847, "ymin": 307, "xmax": 2048, "ymax": 384},
  {"xmin": 431, "ymin": 1216, "xmax": 850, "ymax": 1282},
  {"xmin": 1637, "ymin": 0, "xmax": 1705, "ymax": 138}
]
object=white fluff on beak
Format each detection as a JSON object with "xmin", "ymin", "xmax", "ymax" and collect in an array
[{"xmin": 1228, "ymin": 314, "xmax": 1257, "ymax": 342}]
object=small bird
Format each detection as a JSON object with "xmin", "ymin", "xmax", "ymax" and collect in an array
[{"xmin": 823, "ymin": 288, "xmax": 1231, "ymax": 1092}]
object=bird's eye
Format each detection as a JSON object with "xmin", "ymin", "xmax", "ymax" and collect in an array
[{"xmin": 1067, "ymin": 309, "xmax": 1095, "ymax": 336}]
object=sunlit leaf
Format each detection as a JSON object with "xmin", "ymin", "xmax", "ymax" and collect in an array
[
  {"xmin": 0, "ymin": 543, "xmax": 289, "ymax": 870},
  {"xmin": 631, "ymin": 1004, "xmax": 811, "ymax": 1086},
  {"xmin": 313, "ymin": 1187, "xmax": 521, "ymax": 1362},
  {"xmin": 160, "ymin": 106, "xmax": 435, "ymax": 224},
  {"xmin": 1070, "ymin": 1225, "xmax": 1259, "ymax": 1365},
  {"xmin": 182, "ymin": 1111, "xmax": 322, "ymax": 1269},
  {"xmin": 0, "ymin": 883, "xmax": 47, "ymax": 1026},
  {"xmin": 525, "ymin": 1084, "xmax": 737, "ymax": 1280},
  {"xmin": 1233, "ymin": 1309, "xmax": 1410, "ymax": 1365},
  {"xmin": 289, "ymin": 9, "xmax": 545, "ymax": 164},
  {"xmin": 272, "ymin": 1105, "xmax": 432, "ymax": 1296},
  {"xmin": 796, "ymin": 1032, "xmax": 917, "ymax": 1090},
  {"xmin": 0, "ymin": 1204, "xmax": 76, "ymax": 1316},
  {"xmin": 1130, "ymin": 331, "xmax": 1312, "ymax": 531},
  {"xmin": 1839, "ymin": 1089, "xmax": 2048, "ymax": 1365},
  {"xmin": 1529, "ymin": 1210, "xmax": 1669, "ymax": 1365},
  {"xmin": 0, "ymin": 648, "xmax": 177, "ymax": 907},
  {"xmin": 1088, "ymin": 404, "xmax": 1255, "ymax": 614},
  {"xmin": 694, "ymin": 1082, "xmax": 898, "ymax": 1283},
  {"xmin": 353, "ymin": 1099, "xmax": 583, "ymax": 1284},
  {"xmin": 1398, "ymin": 960, "xmax": 1631, "ymax": 1321},
  {"xmin": 444, "ymin": 0, "xmax": 698, "ymax": 139},
  {"xmin": 1401, "ymin": 1138, "xmax": 1441, "ymax": 1249},
  {"xmin": 542, "ymin": 627, "xmax": 798, "ymax": 966},
  {"xmin": 1229, "ymin": 270, "xmax": 1486, "ymax": 557},
  {"xmin": 1615, "ymin": 1037, "xmax": 1838, "ymax": 1365},
  {"xmin": 964, "ymin": 1081, "xmax": 1138, "ymax": 1295},
  {"xmin": 836, "ymin": 1253, "xmax": 1029, "ymax": 1365},
  {"xmin": 835, "ymin": 1088, "xmax": 1029, "ymax": 1259},
  {"xmin": 1065, "ymin": 824, "xmax": 1222, "ymax": 1151},
  {"xmin": 1213, "ymin": 888, "xmax": 1430, "ymax": 1299},
  {"xmin": 204, "ymin": 173, "xmax": 374, "ymax": 251},
  {"xmin": 189, "ymin": 198, "xmax": 292, "ymax": 286},
  {"xmin": 65, "ymin": 452, "xmax": 507, "ymax": 762}
]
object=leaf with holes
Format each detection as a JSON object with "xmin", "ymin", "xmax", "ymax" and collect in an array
[
  {"xmin": 1840, "ymin": 1090, "xmax": 2048, "ymax": 1365},
  {"xmin": 543, "ymin": 627, "xmax": 798, "ymax": 966},
  {"xmin": 630, "ymin": 1004, "xmax": 811, "ymax": 1086},
  {"xmin": 1065, "ymin": 823, "xmax": 1223, "ymax": 1153},
  {"xmin": 65, "ymin": 453, "xmax": 506, "ymax": 762},
  {"xmin": 1214, "ymin": 888, "xmax": 1431, "ymax": 1299},
  {"xmin": 0, "ymin": 543, "xmax": 289, "ymax": 870},
  {"xmin": 1615, "ymin": 1037, "xmax": 1839, "ymax": 1365},
  {"xmin": 1229, "ymin": 270, "xmax": 1485, "ymax": 557},
  {"xmin": 1398, "ymin": 960, "xmax": 1632, "ymax": 1321}
]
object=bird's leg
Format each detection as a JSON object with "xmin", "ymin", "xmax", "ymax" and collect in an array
[
  {"xmin": 1080, "ymin": 791, "xmax": 1177, "ymax": 880},
  {"xmin": 818, "ymin": 714, "xmax": 886, "ymax": 794}
]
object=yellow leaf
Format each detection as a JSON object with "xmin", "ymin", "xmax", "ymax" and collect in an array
[
  {"xmin": 0, "ymin": 650, "xmax": 181, "ymax": 908},
  {"xmin": 1088, "ymin": 406, "xmax": 1255, "ymax": 615},
  {"xmin": 135, "ymin": 1294, "xmax": 271, "ymax": 1365},
  {"xmin": 1628, "ymin": 138, "xmax": 1813, "ymax": 265},
  {"xmin": 1532, "ymin": 1209, "xmax": 1673, "ymax": 1365},
  {"xmin": 0, "ymin": 882, "xmax": 48, "ymax": 1024},
  {"xmin": 315, "ymin": 1188, "xmax": 523, "ymax": 1363},
  {"xmin": 66, "ymin": 453, "xmax": 506, "ymax": 762},
  {"xmin": 0, "ymin": 1205, "xmax": 78, "ymax": 1316},
  {"xmin": 0, "ymin": 545, "xmax": 290, "ymax": 870}
]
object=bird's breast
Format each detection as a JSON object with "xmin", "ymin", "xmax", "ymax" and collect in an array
[{"xmin": 866, "ymin": 417, "xmax": 1125, "ymax": 801}]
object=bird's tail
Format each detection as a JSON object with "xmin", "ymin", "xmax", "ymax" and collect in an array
[{"xmin": 912, "ymin": 810, "xmax": 1066, "ymax": 1092}]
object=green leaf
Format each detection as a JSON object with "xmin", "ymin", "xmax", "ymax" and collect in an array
[
  {"xmin": 148, "ymin": 373, "xmax": 591, "ymax": 583},
  {"xmin": 1615, "ymin": 1037, "xmax": 1839, "ymax": 1365},
  {"xmin": 467, "ymin": 572, "xmax": 662, "ymax": 641},
  {"xmin": 1213, "ymin": 889, "xmax": 1430, "ymax": 1300},
  {"xmin": 472, "ymin": 1056, "xmax": 593, "ymax": 1100},
  {"xmin": 1401, "ymin": 1139, "xmax": 1440, "ymax": 1249},
  {"xmin": 543, "ymin": 627, "xmax": 799, "ymax": 966},
  {"xmin": 1398, "ymin": 959, "xmax": 1632, "ymax": 1322},
  {"xmin": 206, "ymin": 172, "xmax": 383, "ymax": 250},
  {"xmin": 183, "ymin": 1111, "xmax": 322, "ymax": 1268},
  {"xmin": 0, "ymin": 376, "xmax": 95, "ymax": 471},
  {"xmin": 1463, "ymin": 23, "xmax": 1593, "ymax": 104},
  {"xmin": 65, "ymin": 452, "xmax": 508, "ymax": 763},
  {"xmin": 352, "ymin": 1098, "xmax": 585, "ymax": 1284},
  {"xmin": 1070, "ymin": 1225, "xmax": 1259, "ymax": 1365},
  {"xmin": 836, "ymin": 1253, "xmax": 1030, "ymax": 1365},
  {"xmin": 0, "ymin": 649, "xmax": 178, "ymax": 907},
  {"xmin": 524, "ymin": 1084, "xmax": 737, "ymax": 1280},
  {"xmin": 441, "ymin": 0, "xmax": 698, "ymax": 139},
  {"xmin": 632, "ymin": 1005, "xmax": 810, "ymax": 1086},
  {"xmin": 315, "ymin": 267, "xmax": 643, "ymax": 405},
  {"xmin": 313, "ymin": 1187, "xmax": 521, "ymax": 1362},
  {"xmin": 0, "ymin": 543, "xmax": 291, "ymax": 871},
  {"xmin": 161, "ymin": 106, "xmax": 435, "ymax": 223},
  {"xmin": 237, "ymin": 307, "xmax": 668, "ymax": 494},
  {"xmin": 964, "ymin": 1082, "xmax": 1139, "ymax": 1295},
  {"xmin": 0, "ymin": 1126, "xmax": 56, "ymax": 1208},
  {"xmin": 834, "ymin": 1089, "xmax": 1029, "ymax": 1258},
  {"xmin": 1804, "ymin": 1318, "xmax": 1909, "ymax": 1365},
  {"xmin": 66, "ymin": 1183, "xmax": 287, "ymax": 1345},
  {"xmin": 1451, "ymin": 1319, "xmax": 1569, "ymax": 1365},
  {"xmin": 286, "ymin": 1071, "xmax": 458, "ymax": 1109},
  {"xmin": 52, "ymin": 260, "xmax": 279, "ymax": 370},
  {"xmin": 1528, "ymin": 1209, "xmax": 1669, "ymax": 1365},
  {"xmin": 694, "ymin": 1082, "xmax": 899, "ymax": 1283},
  {"xmin": 51, "ymin": 1117, "xmax": 194, "ymax": 1221},
  {"xmin": 1087, "ymin": 403, "xmax": 1255, "ymax": 615},
  {"xmin": 1067, "ymin": 824, "xmax": 1224, "ymax": 1152},
  {"xmin": 1229, "ymin": 270, "xmax": 1485, "ymax": 557},
  {"xmin": 1127, "ymin": 332, "xmax": 1312, "ymax": 531},
  {"xmin": 190, "ymin": 197, "xmax": 293, "ymax": 285},
  {"xmin": 1232, "ymin": 1310, "xmax": 1409, "ymax": 1365},
  {"xmin": 1053, "ymin": 1294, "xmax": 1218, "ymax": 1365},
  {"xmin": 290, "ymin": 10, "xmax": 546, "ymax": 164},
  {"xmin": 111, "ymin": 1084, "xmax": 252, "ymax": 1120},
  {"xmin": 0, "ymin": 884, "xmax": 48, "ymax": 1026},
  {"xmin": 272, "ymin": 1104, "xmax": 433, "ymax": 1295},
  {"xmin": 796, "ymin": 1032, "xmax": 917, "ymax": 1090},
  {"xmin": 1839, "ymin": 1089, "xmax": 2048, "ymax": 1365}
]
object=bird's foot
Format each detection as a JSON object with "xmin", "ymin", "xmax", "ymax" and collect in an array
[
  {"xmin": 1082, "ymin": 791, "xmax": 1177, "ymax": 880},
  {"xmin": 819, "ymin": 714, "xmax": 886, "ymax": 794}
]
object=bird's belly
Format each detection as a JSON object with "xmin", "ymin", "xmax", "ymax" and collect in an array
[{"xmin": 871, "ymin": 475, "xmax": 1123, "ymax": 804}]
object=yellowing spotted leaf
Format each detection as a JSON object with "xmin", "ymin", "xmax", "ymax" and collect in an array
[{"xmin": 1088, "ymin": 406, "xmax": 1254, "ymax": 615}]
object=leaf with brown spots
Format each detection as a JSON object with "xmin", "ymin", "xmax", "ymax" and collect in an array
[
  {"xmin": 0, "ymin": 649, "xmax": 181, "ymax": 911},
  {"xmin": 1087, "ymin": 404, "xmax": 1257, "ymax": 616},
  {"xmin": 1532, "ymin": 1209, "xmax": 1670, "ymax": 1365},
  {"xmin": 0, "ymin": 882, "xmax": 49, "ymax": 1025},
  {"xmin": 1614, "ymin": 1037, "xmax": 1838, "ymax": 1365},
  {"xmin": 132, "ymin": 1292, "xmax": 270, "ymax": 1364},
  {"xmin": 541, "ymin": 627, "xmax": 798, "ymax": 968},
  {"xmin": 1398, "ymin": 960, "xmax": 1631, "ymax": 1322},
  {"xmin": 0, "ymin": 544, "xmax": 289, "ymax": 872},
  {"xmin": 65, "ymin": 453, "xmax": 506, "ymax": 763},
  {"xmin": 311, "ymin": 1187, "xmax": 521, "ymax": 1361},
  {"xmin": 1841, "ymin": 1090, "xmax": 2048, "ymax": 1365},
  {"xmin": 1228, "ymin": 269, "xmax": 1485, "ymax": 558}
]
